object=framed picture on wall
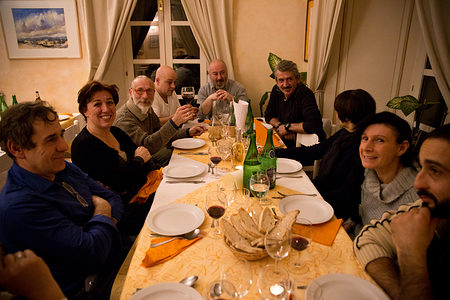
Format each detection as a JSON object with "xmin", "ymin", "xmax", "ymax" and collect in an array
[
  {"xmin": 0, "ymin": 0, "xmax": 80, "ymax": 59},
  {"xmin": 304, "ymin": 0, "xmax": 314, "ymax": 62}
]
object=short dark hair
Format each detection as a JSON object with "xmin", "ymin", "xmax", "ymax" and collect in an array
[
  {"xmin": 77, "ymin": 81, "xmax": 119, "ymax": 119},
  {"xmin": 358, "ymin": 111, "xmax": 414, "ymax": 166},
  {"xmin": 334, "ymin": 89, "xmax": 376, "ymax": 124},
  {"xmin": 274, "ymin": 60, "xmax": 301, "ymax": 80},
  {"xmin": 0, "ymin": 102, "xmax": 58, "ymax": 158},
  {"xmin": 423, "ymin": 123, "xmax": 450, "ymax": 143}
]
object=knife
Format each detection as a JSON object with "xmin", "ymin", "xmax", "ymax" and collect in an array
[
  {"xmin": 166, "ymin": 180, "xmax": 205, "ymax": 184},
  {"xmin": 177, "ymin": 152, "xmax": 208, "ymax": 155}
]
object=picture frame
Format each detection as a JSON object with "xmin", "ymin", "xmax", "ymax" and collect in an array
[
  {"xmin": 0, "ymin": 0, "xmax": 80, "ymax": 59},
  {"xmin": 304, "ymin": 0, "xmax": 314, "ymax": 62}
]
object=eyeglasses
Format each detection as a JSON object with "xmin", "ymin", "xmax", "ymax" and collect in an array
[
  {"xmin": 133, "ymin": 88, "xmax": 154, "ymax": 95},
  {"xmin": 56, "ymin": 180, "xmax": 89, "ymax": 207}
]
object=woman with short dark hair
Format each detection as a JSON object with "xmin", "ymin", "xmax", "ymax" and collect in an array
[
  {"xmin": 72, "ymin": 80, "xmax": 159, "ymax": 236},
  {"xmin": 276, "ymin": 89, "xmax": 376, "ymax": 229},
  {"xmin": 355, "ymin": 111, "xmax": 418, "ymax": 234}
]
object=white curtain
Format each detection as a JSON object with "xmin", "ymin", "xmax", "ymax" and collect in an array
[
  {"xmin": 306, "ymin": 0, "xmax": 345, "ymax": 113},
  {"xmin": 415, "ymin": 0, "xmax": 450, "ymax": 109},
  {"xmin": 79, "ymin": 0, "xmax": 137, "ymax": 81},
  {"xmin": 180, "ymin": 0, "xmax": 235, "ymax": 79}
]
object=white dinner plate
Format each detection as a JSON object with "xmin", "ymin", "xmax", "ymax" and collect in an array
[
  {"xmin": 278, "ymin": 195, "xmax": 334, "ymax": 224},
  {"xmin": 172, "ymin": 138, "xmax": 206, "ymax": 150},
  {"xmin": 162, "ymin": 163, "xmax": 206, "ymax": 179},
  {"xmin": 130, "ymin": 282, "xmax": 202, "ymax": 300},
  {"xmin": 306, "ymin": 274, "xmax": 388, "ymax": 300},
  {"xmin": 146, "ymin": 203, "xmax": 205, "ymax": 236},
  {"xmin": 277, "ymin": 158, "xmax": 302, "ymax": 174},
  {"xmin": 58, "ymin": 114, "xmax": 70, "ymax": 121}
]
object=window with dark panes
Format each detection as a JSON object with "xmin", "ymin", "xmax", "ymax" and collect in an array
[{"xmin": 127, "ymin": 0, "xmax": 204, "ymax": 96}]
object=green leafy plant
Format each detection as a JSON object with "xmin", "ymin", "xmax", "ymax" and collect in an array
[
  {"xmin": 259, "ymin": 52, "xmax": 307, "ymax": 116},
  {"xmin": 386, "ymin": 95, "xmax": 438, "ymax": 116}
]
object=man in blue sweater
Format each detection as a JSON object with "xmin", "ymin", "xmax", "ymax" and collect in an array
[{"xmin": 0, "ymin": 102, "xmax": 125, "ymax": 300}]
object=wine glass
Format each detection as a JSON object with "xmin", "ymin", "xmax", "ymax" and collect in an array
[
  {"xmin": 218, "ymin": 176, "xmax": 237, "ymax": 206},
  {"xmin": 257, "ymin": 264, "xmax": 292, "ymax": 300},
  {"xmin": 289, "ymin": 218, "xmax": 313, "ymax": 274},
  {"xmin": 234, "ymin": 188, "xmax": 250, "ymax": 207},
  {"xmin": 264, "ymin": 230, "xmax": 291, "ymax": 267},
  {"xmin": 205, "ymin": 279, "xmax": 237, "ymax": 300},
  {"xmin": 205, "ymin": 190, "xmax": 227, "ymax": 238},
  {"xmin": 221, "ymin": 258, "xmax": 253, "ymax": 298},
  {"xmin": 208, "ymin": 145, "xmax": 223, "ymax": 176},
  {"xmin": 249, "ymin": 171, "xmax": 270, "ymax": 206},
  {"xmin": 218, "ymin": 136, "xmax": 233, "ymax": 163},
  {"xmin": 209, "ymin": 120, "xmax": 223, "ymax": 146},
  {"xmin": 181, "ymin": 86, "xmax": 195, "ymax": 105}
]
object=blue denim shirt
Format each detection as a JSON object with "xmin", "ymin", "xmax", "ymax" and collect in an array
[{"xmin": 0, "ymin": 162, "xmax": 123, "ymax": 294}]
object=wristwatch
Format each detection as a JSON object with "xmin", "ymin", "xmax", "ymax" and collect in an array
[{"xmin": 284, "ymin": 123, "xmax": 291, "ymax": 131}]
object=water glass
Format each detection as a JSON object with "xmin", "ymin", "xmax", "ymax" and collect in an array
[
  {"xmin": 249, "ymin": 171, "xmax": 270, "ymax": 206},
  {"xmin": 257, "ymin": 264, "xmax": 292, "ymax": 300},
  {"xmin": 221, "ymin": 258, "xmax": 253, "ymax": 298}
]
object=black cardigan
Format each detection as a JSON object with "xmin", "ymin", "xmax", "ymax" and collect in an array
[
  {"xmin": 71, "ymin": 126, "xmax": 158, "ymax": 201},
  {"xmin": 276, "ymin": 129, "xmax": 363, "ymax": 221}
]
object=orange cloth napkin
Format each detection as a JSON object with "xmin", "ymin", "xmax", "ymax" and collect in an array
[
  {"xmin": 293, "ymin": 219, "xmax": 343, "ymax": 246},
  {"xmin": 129, "ymin": 169, "xmax": 163, "ymax": 204},
  {"xmin": 254, "ymin": 118, "xmax": 284, "ymax": 148},
  {"xmin": 142, "ymin": 236, "xmax": 202, "ymax": 267}
]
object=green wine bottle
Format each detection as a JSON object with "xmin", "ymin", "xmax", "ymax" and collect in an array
[
  {"xmin": 12, "ymin": 95, "xmax": 18, "ymax": 105},
  {"xmin": 260, "ymin": 128, "xmax": 277, "ymax": 189},
  {"xmin": 243, "ymin": 133, "xmax": 261, "ymax": 192},
  {"xmin": 0, "ymin": 94, "xmax": 8, "ymax": 113}
]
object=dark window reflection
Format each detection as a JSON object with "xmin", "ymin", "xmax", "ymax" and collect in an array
[
  {"xmin": 172, "ymin": 26, "xmax": 199, "ymax": 59},
  {"xmin": 171, "ymin": 0, "xmax": 187, "ymax": 21},
  {"xmin": 134, "ymin": 64, "xmax": 161, "ymax": 81},
  {"xmin": 418, "ymin": 76, "xmax": 447, "ymax": 127},
  {"xmin": 131, "ymin": 0, "xmax": 158, "ymax": 21},
  {"xmin": 174, "ymin": 63, "xmax": 200, "ymax": 95}
]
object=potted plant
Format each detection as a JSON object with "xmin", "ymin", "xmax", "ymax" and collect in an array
[{"xmin": 259, "ymin": 53, "xmax": 307, "ymax": 116}]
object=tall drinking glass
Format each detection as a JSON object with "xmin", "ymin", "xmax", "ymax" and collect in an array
[
  {"xmin": 249, "ymin": 171, "xmax": 270, "ymax": 206},
  {"xmin": 181, "ymin": 86, "xmax": 195, "ymax": 105}
]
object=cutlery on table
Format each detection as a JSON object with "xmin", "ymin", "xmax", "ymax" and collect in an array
[
  {"xmin": 276, "ymin": 174, "xmax": 303, "ymax": 179},
  {"xmin": 166, "ymin": 180, "xmax": 205, "ymax": 184},
  {"xmin": 177, "ymin": 152, "xmax": 208, "ymax": 155},
  {"xmin": 134, "ymin": 275, "xmax": 199, "ymax": 294},
  {"xmin": 277, "ymin": 191, "xmax": 317, "ymax": 197},
  {"xmin": 150, "ymin": 229, "xmax": 200, "ymax": 248}
]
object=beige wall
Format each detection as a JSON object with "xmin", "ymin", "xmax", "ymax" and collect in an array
[
  {"xmin": 232, "ymin": 0, "xmax": 308, "ymax": 116},
  {"xmin": 0, "ymin": 2, "xmax": 88, "ymax": 113}
]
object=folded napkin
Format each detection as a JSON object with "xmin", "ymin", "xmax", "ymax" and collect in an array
[
  {"xmin": 293, "ymin": 219, "xmax": 343, "ymax": 246},
  {"xmin": 142, "ymin": 236, "xmax": 202, "ymax": 267},
  {"xmin": 233, "ymin": 100, "xmax": 249, "ymax": 130},
  {"xmin": 129, "ymin": 169, "xmax": 163, "ymax": 204},
  {"xmin": 254, "ymin": 118, "xmax": 284, "ymax": 148}
]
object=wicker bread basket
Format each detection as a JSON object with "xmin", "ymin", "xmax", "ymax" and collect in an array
[{"xmin": 224, "ymin": 236, "xmax": 268, "ymax": 261}]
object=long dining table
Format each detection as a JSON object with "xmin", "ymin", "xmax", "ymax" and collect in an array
[{"xmin": 115, "ymin": 128, "xmax": 383, "ymax": 299}]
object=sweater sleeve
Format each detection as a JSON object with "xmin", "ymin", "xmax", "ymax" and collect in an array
[{"xmin": 353, "ymin": 200, "xmax": 423, "ymax": 268}]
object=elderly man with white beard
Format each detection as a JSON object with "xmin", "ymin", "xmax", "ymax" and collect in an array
[{"xmin": 114, "ymin": 75, "xmax": 205, "ymax": 165}]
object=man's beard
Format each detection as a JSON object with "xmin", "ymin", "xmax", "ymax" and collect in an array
[
  {"xmin": 419, "ymin": 190, "xmax": 450, "ymax": 219},
  {"xmin": 133, "ymin": 98, "xmax": 151, "ymax": 114}
]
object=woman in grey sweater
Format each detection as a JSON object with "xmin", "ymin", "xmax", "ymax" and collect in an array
[{"xmin": 355, "ymin": 112, "xmax": 418, "ymax": 234}]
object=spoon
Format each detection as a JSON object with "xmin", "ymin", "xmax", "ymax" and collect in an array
[
  {"xmin": 150, "ymin": 229, "xmax": 201, "ymax": 248},
  {"xmin": 277, "ymin": 191, "xmax": 317, "ymax": 197},
  {"xmin": 179, "ymin": 275, "xmax": 198, "ymax": 288}
]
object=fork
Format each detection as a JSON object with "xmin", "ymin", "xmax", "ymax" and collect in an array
[
  {"xmin": 150, "ymin": 236, "xmax": 183, "ymax": 248},
  {"xmin": 277, "ymin": 191, "xmax": 317, "ymax": 197}
]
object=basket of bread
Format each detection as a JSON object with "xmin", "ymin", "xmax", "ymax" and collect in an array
[{"xmin": 221, "ymin": 205, "xmax": 299, "ymax": 260}]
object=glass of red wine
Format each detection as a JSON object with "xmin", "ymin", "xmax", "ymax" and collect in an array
[
  {"xmin": 205, "ymin": 190, "xmax": 227, "ymax": 239},
  {"xmin": 181, "ymin": 86, "xmax": 195, "ymax": 105},
  {"xmin": 208, "ymin": 145, "xmax": 223, "ymax": 176},
  {"xmin": 289, "ymin": 218, "xmax": 313, "ymax": 274}
]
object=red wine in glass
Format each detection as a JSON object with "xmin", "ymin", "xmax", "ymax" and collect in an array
[
  {"xmin": 291, "ymin": 236, "xmax": 309, "ymax": 251},
  {"xmin": 210, "ymin": 156, "xmax": 222, "ymax": 165},
  {"xmin": 182, "ymin": 94, "xmax": 195, "ymax": 105},
  {"xmin": 207, "ymin": 205, "xmax": 225, "ymax": 219}
]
